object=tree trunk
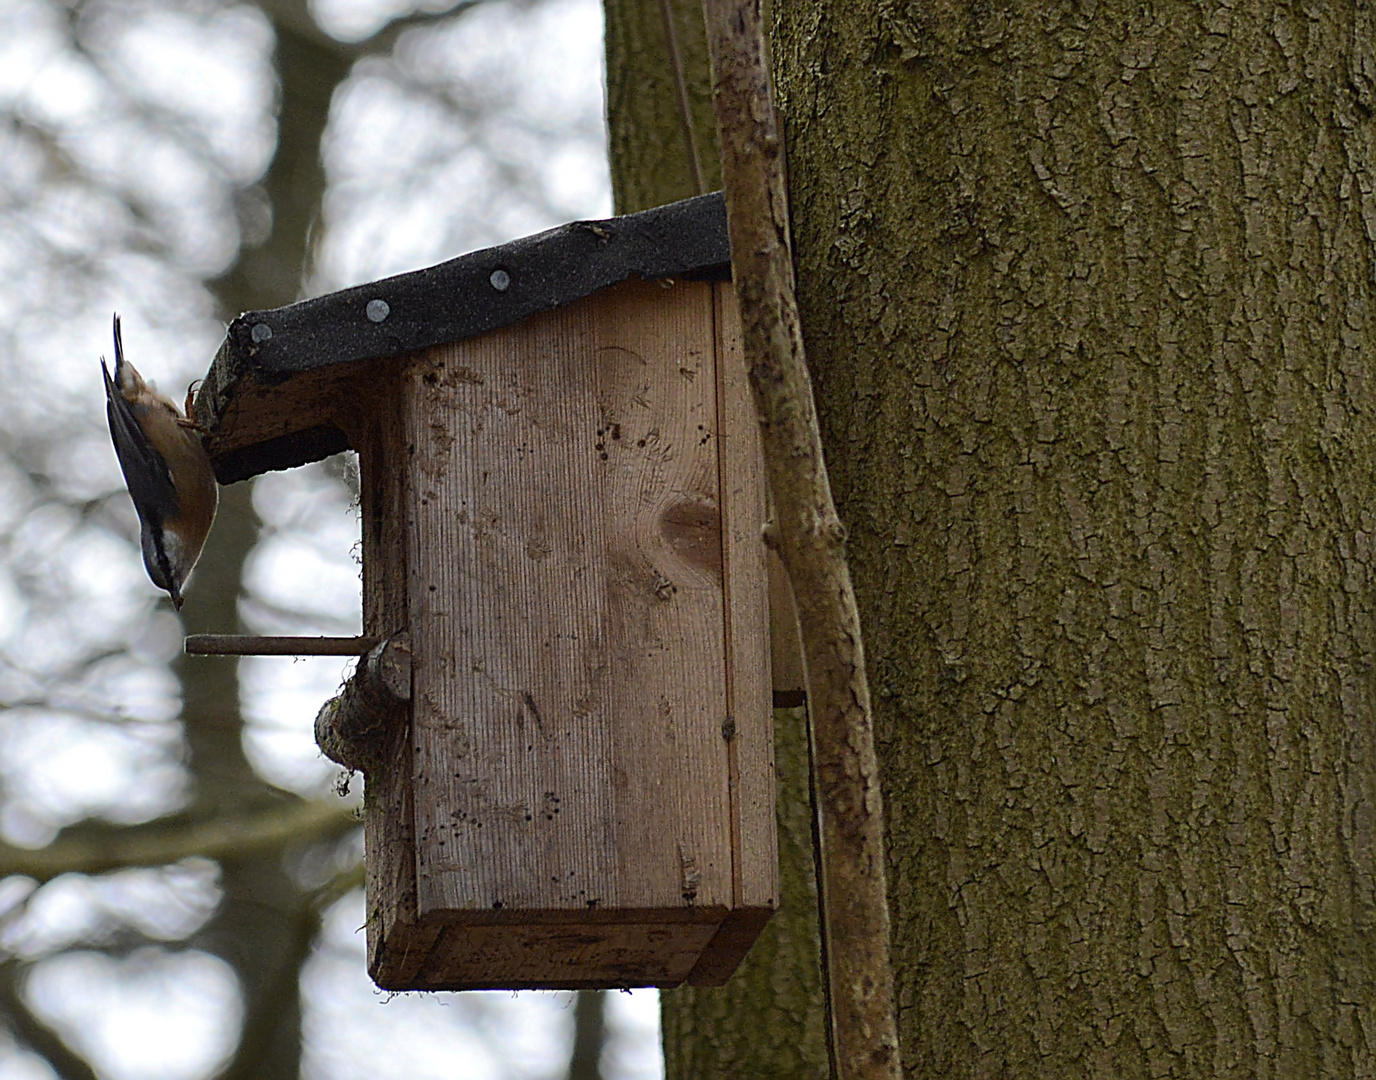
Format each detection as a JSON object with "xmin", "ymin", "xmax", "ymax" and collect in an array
[
  {"xmin": 566, "ymin": 990, "xmax": 607, "ymax": 1080},
  {"xmin": 604, "ymin": 0, "xmax": 719, "ymax": 212},
  {"xmin": 767, "ymin": 0, "xmax": 1376, "ymax": 1075}
]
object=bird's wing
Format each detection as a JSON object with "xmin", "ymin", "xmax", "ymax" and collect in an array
[{"xmin": 103, "ymin": 356, "xmax": 179, "ymax": 524}]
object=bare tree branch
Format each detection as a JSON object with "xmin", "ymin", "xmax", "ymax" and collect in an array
[
  {"xmin": 0, "ymin": 800, "xmax": 357, "ymax": 882},
  {"xmin": 699, "ymin": 1, "xmax": 900, "ymax": 1077}
]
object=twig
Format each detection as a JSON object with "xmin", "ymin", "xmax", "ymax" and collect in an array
[
  {"xmin": 698, "ymin": 2, "xmax": 901, "ymax": 1077},
  {"xmin": 185, "ymin": 635, "xmax": 380, "ymax": 656}
]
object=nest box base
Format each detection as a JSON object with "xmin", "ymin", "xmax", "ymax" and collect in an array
[{"xmin": 369, "ymin": 905, "xmax": 773, "ymax": 991}]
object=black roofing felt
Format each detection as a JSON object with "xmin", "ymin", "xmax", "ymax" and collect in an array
[{"xmin": 213, "ymin": 191, "xmax": 730, "ymax": 389}]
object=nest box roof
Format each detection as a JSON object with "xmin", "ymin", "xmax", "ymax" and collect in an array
[{"xmin": 197, "ymin": 192, "xmax": 730, "ymax": 484}]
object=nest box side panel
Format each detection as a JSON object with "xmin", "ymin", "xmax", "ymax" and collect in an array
[
  {"xmin": 714, "ymin": 281, "xmax": 777, "ymax": 913},
  {"xmin": 683, "ymin": 282, "xmax": 780, "ymax": 985},
  {"xmin": 339, "ymin": 372, "xmax": 431, "ymax": 985},
  {"xmin": 403, "ymin": 278, "xmax": 735, "ymax": 926},
  {"xmin": 594, "ymin": 280, "xmax": 735, "ymax": 913}
]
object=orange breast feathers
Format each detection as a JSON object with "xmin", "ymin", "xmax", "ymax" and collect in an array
[
  {"xmin": 118, "ymin": 365, "xmax": 218, "ymax": 544},
  {"xmin": 102, "ymin": 314, "xmax": 219, "ymax": 607}
]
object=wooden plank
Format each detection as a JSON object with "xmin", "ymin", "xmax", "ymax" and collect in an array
[
  {"xmin": 593, "ymin": 280, "xmax": 734, "ymax": 912},
  {"xmin": 768, "ymin": 549, "xmax": 806, "ymax": 696},
  {"xmin": 392, "ymin": 909, "xmax": 726, "ymax": 991},
  {"xmin": 404, "ymin": 306, "xmax": 616, "ymax": 917},
  {"xmin": 713, "ymin": 281, "xmax": 779, "ymax": 916},
  {"xmin": 404, "ymin": 278, "xmax": 734, "ymax": 924},
  {"xmin": 335, "ymin": 369, "xmax": 427, "ymax": 986},
  {"xmin": 204, "ymin": 362, "xmax": 361, "ymax": 461}
]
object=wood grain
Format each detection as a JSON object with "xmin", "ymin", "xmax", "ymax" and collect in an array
[
  {"xmin": 679, "ymin": 280, "xmax": 781, "ymax": 985},
  {"xmin": 404, "ymin": 277, "xmax": 734, "ymax": 919},
  {"xmin": 205, "ymin": 362, "xmax": 360, "ymax": 458},
  {"xmin": 343, "ymin": 279, "xmax": 775, "ymax": 988},
  {"xmin": 336, "ymin": 369, "xmax": 428, "ymax": 986},
  {"xmin": 711, "ymin": 280, "xmax": 777, "ymax": 911},
  {"xmin": 681, "ymin": 282, "xmax": 780, "ymax": 987}
]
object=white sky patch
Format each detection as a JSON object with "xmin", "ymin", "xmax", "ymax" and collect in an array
[
  {"xmin": 0, "ymin": 1041, "xmax": 56, "ymax": 1080},
  {"xmin": 240, "ymin": 655, "xmax": 355, "ymax": 796},
  {"xmin": 303, "ymin": 893, "xmax": 576, "ymax": 1080},
  {"xmin": 0, "ymin": 569, "xmax": 29, "ymax": 649},
  {"xmin": 320, "ymin": 0, "xmax": 611, "ymax": 288},
  {"xmin": 2, "ymin": 863, "xmax": 222, "ymax": 960},
  {"xmin": 301, "ymin": 894, "xmax": 665, "ymax": 1080},
  {"xmin": 242, "ymin": 459, "xmax": 363, "ymax": 636},
  {"xmin": 0, "ymin": 709, "xmax": 187, "ymax": 834},
  {"xmin": 18, "ymin": 50, "xmax": 107, "ymax": 124},
  {"xmin": 604, "ymin": 990, "xmax": 665, "ymax": 1080},
  {"xmin": 25, "ymin": 948, "xmax": 241, "ymax": 1080},
  {"xmin": 106, "ymin": 5, "xmax": 276, "ymax": 178},
  {"xmin": 0, "ymin": 0, "xmax": 64, "ymax": 103}
]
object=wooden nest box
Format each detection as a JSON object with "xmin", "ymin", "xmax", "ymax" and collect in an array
[{"xmin": 195, "ymin": 194, "xmax": 778, "ymax": 990}]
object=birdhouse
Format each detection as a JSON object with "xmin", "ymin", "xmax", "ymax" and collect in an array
[{"xmin": 192, "ymin": 193, "xmax": 778, "ymax": 991}]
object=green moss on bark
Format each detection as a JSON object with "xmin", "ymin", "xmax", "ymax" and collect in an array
[{"xmin": 773, "ymin": 1, "xmax": 1376, "ymax": 1075}]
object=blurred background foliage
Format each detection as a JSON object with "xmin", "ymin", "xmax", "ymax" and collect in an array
[{"xmin": 0, "ymin": 0, "xmax": 665, "ymax": 1075}]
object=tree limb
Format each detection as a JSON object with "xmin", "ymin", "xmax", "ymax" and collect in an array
[
  {"xmin": 698, "ymin": 2, "xmax": 901, "ymax": 1077},
  {"xmin": 0, "ymin": 801, "xmax": 357, "ymax": 882}
]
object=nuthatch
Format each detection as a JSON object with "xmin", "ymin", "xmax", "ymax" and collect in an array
[{"xmin": 102, "ymin": 314, "xmax": 218, "ymax": 609}]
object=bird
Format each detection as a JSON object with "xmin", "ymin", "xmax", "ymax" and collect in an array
[{"xmin": 101, "ymin": 314, "xmax": 218, "ymax": 609}]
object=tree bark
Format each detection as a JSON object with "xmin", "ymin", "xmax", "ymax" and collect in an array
[
  {"xmin": 604, "ymin": 0, "xmax": 719, "ymax": 213},
  {"xmin": 769, "ymin": 0, "xmax": 1376, "ymax": 1075}
]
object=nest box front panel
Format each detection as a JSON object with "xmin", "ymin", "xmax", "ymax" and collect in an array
[{"xmin": 403, "ymin": 278, "xmax": 739, "ymax": 927}]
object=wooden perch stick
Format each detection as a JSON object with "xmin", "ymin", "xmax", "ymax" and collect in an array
[
  {"xmin": 185, "ymin": 635, "xmax": 381, "ymax": 656},
  {"xmin": 699, "ymin": 2, "xmax": 901, "ymax": 1077}
]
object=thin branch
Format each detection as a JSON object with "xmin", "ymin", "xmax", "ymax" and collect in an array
[
  {"xmin": 0, "ymin": 800, "xmax": 357, "ymax": 882},
  {"xmin": 699, "ymin": 2, "xmax": 901, "ymax": 1078}
]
